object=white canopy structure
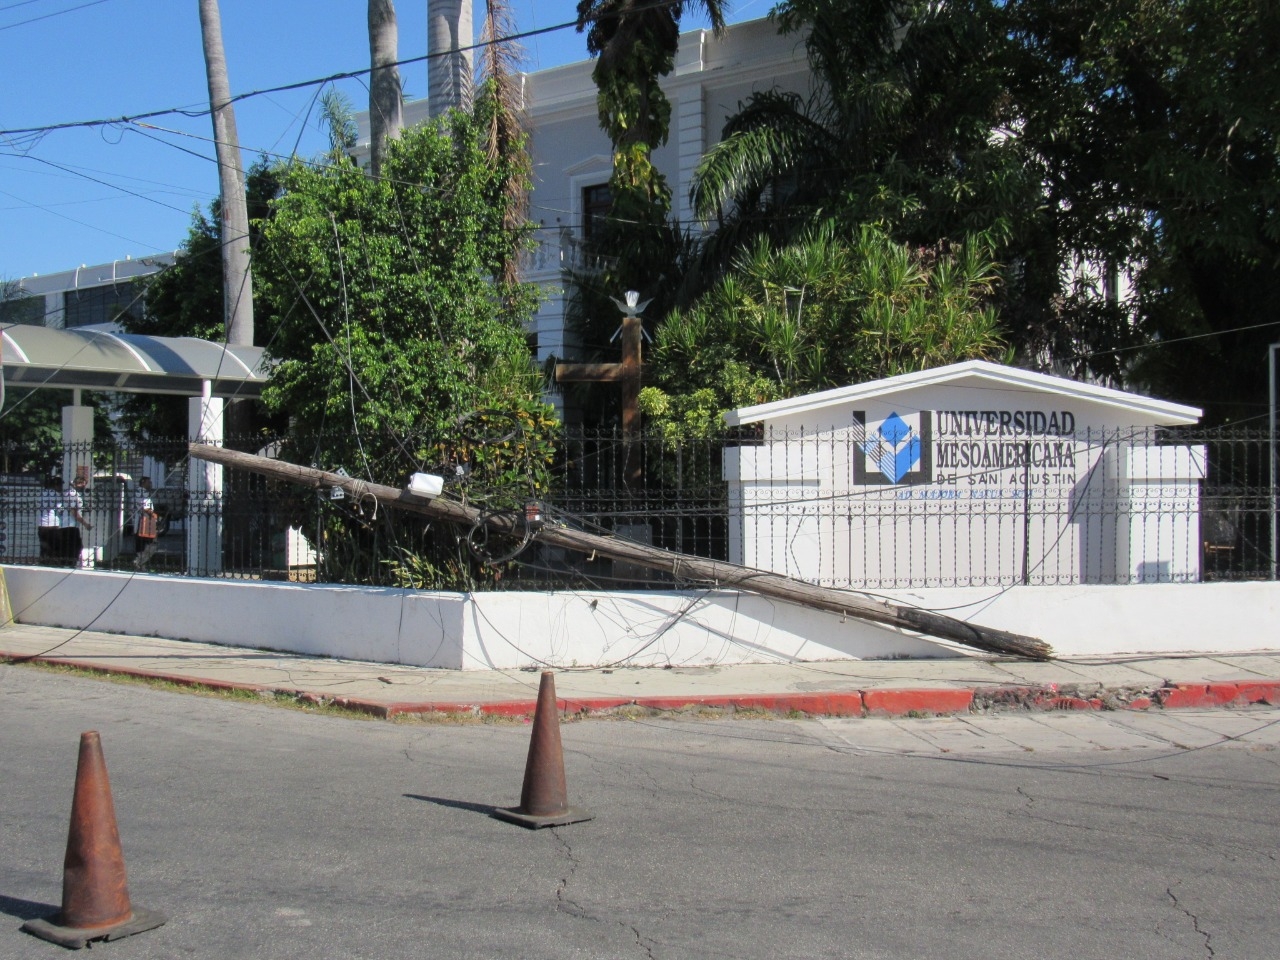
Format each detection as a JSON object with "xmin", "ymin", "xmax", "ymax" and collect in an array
[{"xmin": 0, "ymin": 324, "xmax": 268, "ymax": 399}]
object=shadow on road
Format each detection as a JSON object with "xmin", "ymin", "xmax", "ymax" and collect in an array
[
  {"xmin": 0, "ymin": 893, "xmax": 57, "ymax": 922},
  {"xmin": 403, "ymin": 794, "xmax": 499, "ymax": 817}
]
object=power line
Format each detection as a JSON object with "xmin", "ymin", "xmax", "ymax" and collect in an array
[
  {"xmin": 0, "ymin": 0, "xmax": 72, "ymax": 13},
  {"xmin": 0, "ymin": 0, "xmax": 701, "ymax": 141},
  {"xmin": 17, "ymin": 153, "xmax": 197, "ymax": 216},
  {"xmin": 0, "ymin": 186, "xmax": 160, "ymax": 251},
  {"xmin": 0, "ymin": 154, "xmax": 210, "ymax": 200},
  {"xmin": 0, "ymin": 0, "xmax": 112, "ymax": 32},
  {"xmin": 1067, "ymin": 319, "xmax": 1280, "ymax": 363},
  {"xmin": 0, "ymin": 17, "xmax": 582, "ymax": 140}
]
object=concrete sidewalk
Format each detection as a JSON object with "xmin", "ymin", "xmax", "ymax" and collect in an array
[{"xmin": 3, "ymin": 621, "xmax": 1280, "ymax": 719}]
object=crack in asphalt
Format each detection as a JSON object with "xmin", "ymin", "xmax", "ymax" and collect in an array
[
  {"xmin": 1004, "ymin": 780, "xmax": 1275, "ymax": 861},
  {"xmin": 1167, "ymin": 883, "xmax": 1215, "ymax": 958},
  {"xmin": 1008, "ymin": 796, "xmax": 1236, "ymax": 854},
  {"xmin": 688, "ymin": 773, "xmax": 740, "ymax": 804},
  {"xmin": 582, "ymin": 749, "xmax": 661, "ymax": 799},
  {"xmin": 551, "ymin": 831, "xmax": 658, "ymax": 959},
  {"xmin": 552, "ymin": 829, "xmax": 588, "ymax": 919}
]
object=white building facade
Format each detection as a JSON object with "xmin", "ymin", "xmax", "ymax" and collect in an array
[{"xmin": 1, "ymin": 256, "xmax": 173, "ymax": 332}]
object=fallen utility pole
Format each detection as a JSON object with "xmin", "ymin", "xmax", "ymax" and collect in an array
[{"xmin": 189, "ymin": 444, "xmax": 1053, "ymax": 661}]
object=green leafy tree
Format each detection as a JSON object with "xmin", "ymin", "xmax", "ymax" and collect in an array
[
  {"xmin": 695, "ymin": 0, "xmax": 1280, "ymax": 419},
  {"xmin": 642, "ymin": 222, "xmax": 1006, "ymax": 435},
  {"xmin": 689, "ymin": 0, "xmax": 1139, "ymax": 385},
  {"xmin": 252, "ymin": 89, "xmax": 556, "ymax": 585},
  {"xmin": 1003, "ymin": 0, "xmax": 1280, "ymax": 420},
  {"xmin": 575, "ymin": 0, "xmax": 727, "ymax": 281}
]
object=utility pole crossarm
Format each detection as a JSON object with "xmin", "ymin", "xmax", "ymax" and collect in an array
[
  {"xmin": 188, "ymin": 443, "xmax": 1053, "ymax": 661},
  {"xmin": 553, "ymin": 363, "xmax": 629, "ymax": 383}
]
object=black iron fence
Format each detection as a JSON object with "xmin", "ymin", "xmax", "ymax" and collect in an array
[{"xmin": 1, "ymin": 426, "xmax": 1274, "ymax": 588}]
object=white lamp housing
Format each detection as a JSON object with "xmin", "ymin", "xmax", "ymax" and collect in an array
[{"xmin": 407, "ymin": 472, "xmax": 444, "ymax": 499}]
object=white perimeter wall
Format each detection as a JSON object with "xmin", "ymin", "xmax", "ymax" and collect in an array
[{"xmin": 3, "ymin": 566, "xmax": 1275, "ymax": 668}]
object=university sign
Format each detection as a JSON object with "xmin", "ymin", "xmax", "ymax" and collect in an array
[
  {"xmin": 724, "ymin": 360, "xmax": 1205, "ymax": 587},
  {"xmin": 854, "ymin": 408, "xmax": 1080, "ymax": 490}
]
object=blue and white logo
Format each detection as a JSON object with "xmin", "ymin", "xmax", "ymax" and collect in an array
[{"xmin": 853, "ymin": 411, "xmax": 933, "ymax": 485}]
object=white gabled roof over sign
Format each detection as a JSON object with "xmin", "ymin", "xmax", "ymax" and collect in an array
[
  {"xmin": 723, "ymin": 360, "xmax": 1202, "ymax": 427},
  {"xmin": 1, "ymin": 323, "xmax": 270, "ymax": 398}
]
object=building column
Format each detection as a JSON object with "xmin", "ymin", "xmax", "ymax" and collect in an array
[{"xmin": 674, "ymin": 87, "xmax": 707, "ymax": 228}]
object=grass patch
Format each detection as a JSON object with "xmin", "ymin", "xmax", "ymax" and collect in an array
[{"xmin": 390, "ymin": 710, "xmax": 528, "ymax": 726}]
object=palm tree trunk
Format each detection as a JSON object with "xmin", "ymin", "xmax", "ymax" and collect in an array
[
  {"xmin": 198, "ymin": 0, "xmax": 254, "ymax": 349},
  {"xmin": 478, "ymin": 0, "xmax": 528, "ymax": 289},
  {"xmin": 368, "ymin": 0, "xmax": 404, "ymax": 179}
]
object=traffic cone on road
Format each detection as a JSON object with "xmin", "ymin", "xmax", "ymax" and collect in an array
[
  {"xmin": 493, "ymin": 671, "xmax": 594, "ymax": 829},
  {"xmin": 22, "ymin": 731, "xmax": 166, "ymax": 949}
]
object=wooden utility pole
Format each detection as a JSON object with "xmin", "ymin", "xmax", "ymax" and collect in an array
[
  {"xmin": 188, "ymin": 443, "xmax": 1053, "ymax": 661},
  {"xmin": 555, "ymin": 313, "xmax": 643, "ymax": 437},
  {"xmin": 555, "ymin": 298, "xmax": 647, "ymax": 484},
  {"xmin": 198, "ymin": 0, "xmax": 253, "ymax": 350}
]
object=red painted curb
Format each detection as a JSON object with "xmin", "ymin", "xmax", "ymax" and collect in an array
[
  {"xmin": 1233, "ymin": 681, "xmax": 1280, "ymax": 706},
  {"xmin": 1158, "ymin": 683, "xmax": 1235, "ymax": 709},
  {"xmin": 7, "ymin": 649, "xmax": 1280, "ymax": 720},
  {"xmin": 1158, "ymin": 681, "xmax": 1280, "ymax": 709},
  {"xmin": 863, "ymin": 688, "xmax": 974, "ymax": 717}
]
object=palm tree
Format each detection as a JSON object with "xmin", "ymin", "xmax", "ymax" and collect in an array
[
  {"xmin": 573, "ymin": 0, "xmax": 729, "ymax": 293},
  {"xmin": 368, "ymin": 0, "xmax": 404, "ymax": 180},
  {"xmin": 477, "ymin": 0, "xmax": 530, "ymax": 291}
]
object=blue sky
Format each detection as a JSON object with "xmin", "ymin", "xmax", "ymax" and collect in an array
[{"xmin": 0, "ymin": 0, "xmax": 768, "ymax": 282}]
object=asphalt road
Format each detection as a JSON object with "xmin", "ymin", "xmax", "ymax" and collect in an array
[{"xmin": 3, "ymin": 665, "xmax": 1279, "ymax": 959}]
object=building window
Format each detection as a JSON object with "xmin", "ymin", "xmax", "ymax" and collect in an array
[
  {"xmin": 63, "ymin": 282, "xmax": 144, "ymax": 329},
  {"xmin": 582, "ymin": 184, "xmax": 611, "ymax": 241},
  {"xmin": 1104, "ymin": 264, "xmax": 1121, "ymax": 304}
]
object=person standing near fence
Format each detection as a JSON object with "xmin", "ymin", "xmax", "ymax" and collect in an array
[
  {"xmin": 57, "ymin": 474, "xmax": 92, "ymax": 567},
  {"xmin": 37, "ymin": 475, "xmax": 62, "ymax": 563},
  {"xmin": 133, "ymin": 476, "xmax": 159, "ymax": 570}
]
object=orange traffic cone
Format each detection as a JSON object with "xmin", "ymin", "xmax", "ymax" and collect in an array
[
  {"xmin": 493, "ymin": 671, "xmax": 594, "ymax": 829},
  {"xmin": 22, "ymin": 731, "xmax": 166, "ymax": 949}
]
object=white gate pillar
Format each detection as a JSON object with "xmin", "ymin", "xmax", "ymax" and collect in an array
[
  {"xmin": 62, "ymin": 399, "xmax": 97, "ymax": 566},
  {"xmin": 188, "ymin": 382, "xmax": 224, "ymax": 575}
]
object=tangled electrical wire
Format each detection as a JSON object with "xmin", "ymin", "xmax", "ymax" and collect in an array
[{"xmin": 417, "ymin": 409, "xmax": 550, "ymax": 569}]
